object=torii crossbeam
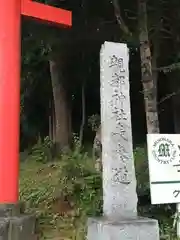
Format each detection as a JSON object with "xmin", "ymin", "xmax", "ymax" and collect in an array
[{"xmin": 0, "ymin": 0, "xmax": 72, "ymax": 203}]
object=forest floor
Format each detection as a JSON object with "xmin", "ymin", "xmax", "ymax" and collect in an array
[
  {"xmin": 19, "ymin": 152, "xmax": 178, "ymax": 240},
  {"xmin": 20, "ymin": 160, "xmax": 85, "ymax": 240}
]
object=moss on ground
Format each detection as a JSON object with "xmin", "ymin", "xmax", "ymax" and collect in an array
[
  {"xmin": 20, "ymin": 161, "xmax": 85, "ymax": 240},
  {"xmin": 19, "ymin": 146, "xmax": 178, "ymax": 240}
]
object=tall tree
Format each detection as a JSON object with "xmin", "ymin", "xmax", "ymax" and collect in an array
[
  {"xmin": 138, "ymin": 0, "xmax": 160, "ymax": 133},
  {"xmin": 49, "ymin": 51, "xmax": 72, "ymax": 152}
]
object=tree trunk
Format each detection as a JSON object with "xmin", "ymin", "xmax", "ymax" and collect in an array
[
  {"xmin": 48, "ymin": 99, "xmax": 56, "ymax": 143},
  {"xmin": 138, "ymin": 0, "xmax": 160, "ymax": 133},
  {"xmin": 170, "ymin": 74, "xmax": 180, "ymax": 133},
  {"xmin": 93, "ymin": 124, "xmax": 102, "ymax": 171},
  {"xmin": 49, "ymin": 100, "xmax": 53, "ymax": 141},
  {"xmin": 52, "ymin": 102, "xmax": 56, "ymax": 143},
  {"xmin": 152, "ymin": 38, "xmax": 159, "ymax": 100},
  {"xmin": 172, "ymin": 96, "xmax": 180, "ymax": 133},
  {"xmin": 170, "ymin": 26, "xmax": 180, "ymax": 133},
  {"xmin": 79, "ymin": 83, "xmax": 86, "ymax": 147},
  {"xmin": 49, "ymin": 57, "xmax": 71, "ymax": 152}
]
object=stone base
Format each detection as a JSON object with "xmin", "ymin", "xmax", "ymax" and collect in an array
[
  {"xmin": 87, "ymin": 217, "xmax": 160, "ymax": 240},
  {"xmin": 0, "ymin": 203, "xmax": 36, "ymax": 240}
]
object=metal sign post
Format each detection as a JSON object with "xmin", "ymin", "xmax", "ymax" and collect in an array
[{"xmin": 147, "ymin": 134, "xmax": 180, "ymax": 238}]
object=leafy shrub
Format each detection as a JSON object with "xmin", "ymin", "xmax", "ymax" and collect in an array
[
  {"xmin": 134, "ymin": 146, "xmax": 176, "ymax": 235},
  {"xmin": 20, "ymin": 143, "xmax": 177, "ymax": 239},
  {"xmin": 20, "ymin": 142, "xmax": 102, "ymax": 239},
  {"xmin": 134, "ymin": 145, "xmax": 149, "ymax": 196},
  {"xmin": 29, "ymin": 136, "xmax": 54, "ymax": 163},
  {"xmin": 88, "ymin": 114, "xmax": 100, "ymax": 132},
  {"xmin": 20, "ymin": 161, "xmax": 61, "ymax": 219},
  {"xmin": 59, "ymin": 148, "xmax": 102, "ymax": 217}
]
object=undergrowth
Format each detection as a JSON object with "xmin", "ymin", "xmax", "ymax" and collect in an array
[{"xmin": 20, "ymin": 139, "xmax": 178, "ymax": 239}]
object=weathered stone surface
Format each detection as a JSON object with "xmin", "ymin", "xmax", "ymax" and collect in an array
[
  {"xmin": 87, "ymin": 41, "xmax": 160, "ymax": 240},
  {"xmin": 0, "ymin": 203, "xmax": 36, "ymax": 240},
  {"xmin": 8, "ymin": 215, "xmax": 36, "ymax": 240},
  {"xmin": 0, "ymin": 219, "xmax": 9, "ymax": 240},
  {"xmin": 0, "ymin": 203, "xmax": 23, "ymax": 217},
  {"xmin": 87, "ymin": 217, "xmax": 160, "ymax": 240},
  {"xmin": 100, "ymin": 41, "xmax": 137, "ymax": 219}
]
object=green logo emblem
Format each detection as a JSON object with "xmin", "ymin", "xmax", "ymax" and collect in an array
[{"xmin": 152, "ymin": 137, "xmax": 176, "ymax": 164}]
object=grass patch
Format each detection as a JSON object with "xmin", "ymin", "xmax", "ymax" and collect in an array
[
  {"xmin": 19, "ymin": 145, "xmax": 178, "ymax": 239},
  {"xmin": 19, "ymin": 148, "xmax": 101, "ymax": 239},
  {"xmin": 20, "ymin": 161, "xmax": 81, "ymax": 239}
]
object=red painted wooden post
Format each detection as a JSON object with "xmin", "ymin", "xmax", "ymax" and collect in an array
[
  {"xmin": 0, "ymin": 0, "xmax": 21, "ymax": 203},
  {"xmin": 0, "ymin": 0, "xmax": 72, "ymax": 203},
  {"xmin": 21, "ymin": 0, "xmax": 72, "ymax": 26}
]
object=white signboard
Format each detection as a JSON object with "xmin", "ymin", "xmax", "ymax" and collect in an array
[{"xmin": 147, "ymin": 134, "xmax": 180, "ymax": 204}]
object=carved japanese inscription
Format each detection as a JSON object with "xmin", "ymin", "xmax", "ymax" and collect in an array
[{"xmin": 100, "ymin": 42, "xmax": 137, "ymax": 219}]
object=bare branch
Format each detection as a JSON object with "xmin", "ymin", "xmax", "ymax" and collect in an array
[
  {"xmin": 158, "ymin": 89, "xmax": 180, "ymax": 105},
  {"xmin": 112, "ymin": 0, "xmax": 131, "ymax": 36},
  {"xmin": 160, "ymin": 28, "xmax": 172, "ymax": 35},
  {"xmin": 153, "ymin": 62, "xmax": 180, "ymax": 73},
  {"xmin": 139, "ymin": 89, "xmax": 180, "ymax": 105},
  {"xmin": 124, "ymin": 9, "xmax": 137, "ymax": 15},
  {"xmin": 126, "ymin": 16, "xmax": 137, "ymax": 20}
]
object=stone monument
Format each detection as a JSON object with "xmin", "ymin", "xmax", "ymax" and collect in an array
[{"xmin": 87, "ymin": 41, "xmax": 160, "ymax": 240}]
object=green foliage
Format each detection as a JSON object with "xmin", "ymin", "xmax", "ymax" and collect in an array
[
  {"xmin": 160, "ymin": 223, "xmax": 178, "ymax": 240},
  {"xmin": 60, "ymin": 148, "xmax": 102, "ymax": 217},
  {"xmin": 20, "ymin": 143, "xmax": 178, "ymax": 239},
  {"xmin": 29, "ymin": 136, "xmax": 54, "ymax": 163},
  {"xmin": 20, "ymin": 161, "xmax": 60, "ymax": 224},
  {"xmin": 134, "ymin": 146, "xmax": 149, "ymax": 195},
  {"xmin": 134, "ymin": 146, "xmax": 177, "ymax": 239},
  {"xmin": 88, "ymin": 114, "xmax": 100, "ymax": 132},
  {"xmin": 20, "ymin": 141, "xmax": 102, "ymax": 239}
]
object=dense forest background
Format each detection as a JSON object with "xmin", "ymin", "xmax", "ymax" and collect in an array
[
  {"xmin": 20, "ymin": 0, "xmax": 180, "ymax": 153},
  {"xmin": 17, "ymin": 1, "xmax": 180, "ymax": 238}
]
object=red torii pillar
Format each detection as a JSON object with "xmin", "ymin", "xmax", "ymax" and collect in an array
[{"xmin": 0, "ymin": 0, "xmax": 72, "ymax": 203}]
